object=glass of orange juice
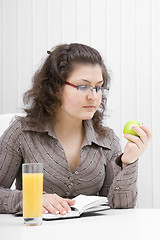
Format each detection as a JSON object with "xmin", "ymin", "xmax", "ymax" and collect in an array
[{"xmin": 22, "ymin": 163, "xmax": 43, "ymax": 226}]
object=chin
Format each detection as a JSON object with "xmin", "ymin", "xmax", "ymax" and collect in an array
[{"xmin": 82, "ymin": 113, "xmax": 95, "ymax": 120}]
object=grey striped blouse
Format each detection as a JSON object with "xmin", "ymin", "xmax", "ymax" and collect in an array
[{"xmin": 0, "ymin": 118, "xmax": 138, "ymax": 214}]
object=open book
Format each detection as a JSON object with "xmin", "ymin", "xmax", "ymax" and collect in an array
[{"xmin": 43, "ymin": 194, "xmax": 110, "ymax": 220}]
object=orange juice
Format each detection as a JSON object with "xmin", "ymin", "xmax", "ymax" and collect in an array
[{"xmin": 23, "ymin": 173, "xmax": 43, "ymax": 218}]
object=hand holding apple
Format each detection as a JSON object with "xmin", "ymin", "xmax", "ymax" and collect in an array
[
  {"xmin": 123, "ymin": 120, "xmax": 141, "ymax": 137},
  {"xmin": 121, "ymin": 121, "xmax": 152, "ymax": 167}
]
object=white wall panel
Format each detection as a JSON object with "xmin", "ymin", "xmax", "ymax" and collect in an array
[
  {"xmin": 91, "ymin": 0, "xmax": 106, "ymax": 56},
  {"xmin": 121, "ymin": 0, "xmax": 137, "ymax": 129},
  {"xmin": 77, "ymin": 0, "xmax": 91, "ymax": 44},
  {"xmin": 3, "ymin": 0, "xmax": 18, "ymax": 113},
  {"xmin": 136, "ymin": 0, "xmax": 153, "ymax": 208},
  {"xmin": 0, "ymin": 0, "xmax": 3, "ymax": 113},
  {"xmin": 152, "ymin": 0, "xmax": 160, "ymax": 208},
  {"xmin": 32, "ymin": 0, "xmax": 47, "ymax": 70},
  {"xmin": 17, "ymin": 0, "xmax": 33, "ymax": 112},
  {"xmin": 105, "ymin": 0, "xmax": 122, "ymax": 140},
  {"xmin": 47, "ymin": 0, "xmax": 62, "ymax": 49},
  {"xmin": 0, "ymin": 0, "xmax": 160, "ymax": 208},
  {"xmin": 61, "ymin": 0, "xmax": 77, "ymax": 43}
]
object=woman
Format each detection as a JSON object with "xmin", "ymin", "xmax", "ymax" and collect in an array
[{"xmin": 0, "ymin": 43, "xmax": 152, "ymax": 215}]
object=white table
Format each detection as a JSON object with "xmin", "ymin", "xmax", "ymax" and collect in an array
[{"xmin": 0, "ymin": 209, "xmax": 160, "ymax": 240}]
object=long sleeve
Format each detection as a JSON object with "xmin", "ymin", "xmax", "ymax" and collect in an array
[
  {"xmin": 0, "ymin": 124, "xmax": 23, "ymax": 214},
  {"xmin": 99, "ymin": 131, "xmax": 138, "ymax": 208},
  {"xmin": 0, "ymin": 188, "xmax": 23, "ymax": 215},
  {"xmin": 107, "ymin": 157, "xmax": 138, "ymax": 208}
]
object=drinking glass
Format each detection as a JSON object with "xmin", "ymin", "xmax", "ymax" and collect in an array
[{"xmin": 22, "ymin": 163, "xmax": 43, "ymax": 226}]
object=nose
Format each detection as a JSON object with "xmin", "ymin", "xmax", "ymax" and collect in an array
[{"xmin": 87, "ymin": 89, "xmax": 99, "ymax": 100}]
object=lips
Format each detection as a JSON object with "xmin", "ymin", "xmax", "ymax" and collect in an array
[{"xmin": 83, "ymin": 106, "xmax": 95, "ymax": 110}]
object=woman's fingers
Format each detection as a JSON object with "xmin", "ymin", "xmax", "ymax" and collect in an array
[
  {"xmin": 43, "ymin": 194, "xmax": 75, "ymax": 215},
  {"xmin": 140, "ymin": 125, "xmax": 152, "ymax": 139},
  {"xmin": 123, "ymin": 133, "xmax": 143, "ymax": 150},
  {"xmin": 122, "ymin": 124, "xmax": 152, "ymax": 166},
  {"xmin": 44, "ymin": 204, "xmax": 59, "ymax": 215},
  {"xmin": 124, "ymin": 125, "xmax": 152, "ymax": 147},
  {"xmin": 57, "ymin": 198, "xmax": 74, "ymax": 214},
  {"xmin": 43, "ymin": 207, "xmax": 48, "ymax": 214},
  {"xmin": 132, "ymin": 125, "xmax": 148, "ymax": 145},
  {"xmin": 65, "ymin": 198, "xmax": 76, "ymax": 206}
]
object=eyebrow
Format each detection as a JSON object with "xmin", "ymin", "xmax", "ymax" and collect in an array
[{"xmin": 78, "ymin": 79, "xmax": 104, "ymax": 84}]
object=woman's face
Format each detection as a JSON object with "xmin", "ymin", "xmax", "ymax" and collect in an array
[{"xmin": 60, "ymin": 64, "xmax": 103, "ymax": 121}]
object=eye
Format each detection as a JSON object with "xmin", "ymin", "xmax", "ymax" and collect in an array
[
  {"xmin": 77, "ymin": 85, "xmax": 89, "ymax": 91},
  {"xmin": 96, "ymin": 86, "xmax": 102, "ymax": 92}
]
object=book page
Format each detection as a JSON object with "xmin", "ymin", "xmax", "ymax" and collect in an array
[{"xmin": 72, "ymin": 195, "xmax": 108, "ymax": 214}]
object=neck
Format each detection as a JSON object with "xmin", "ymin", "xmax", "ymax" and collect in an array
[{"xmin": 53, "ymin": 112, "xmax": 84, "ymax": 138}]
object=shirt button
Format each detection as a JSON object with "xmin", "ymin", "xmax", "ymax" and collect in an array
[
  {"xmin": 66, "ymin": 191, "xmax": 70, "ymax": 196},
  {"xmin": 74, "ymin": 171, "xmax": 79, "ymax": 175},
  {"xmin": 68, "ymin": 176, "xmax": 73, "ymax": 181},
  {"xmin": 68, "ymin": 185, "xmax": 72, "ymax": 189},
  {"xmin": 115, "ymin": 187, "xmax": 120, "ymax": 190}
]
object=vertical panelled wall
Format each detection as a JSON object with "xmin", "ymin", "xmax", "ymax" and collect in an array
[{"xmin": 0, "ymin": 0, "xmax": 160, "ymax": 208}]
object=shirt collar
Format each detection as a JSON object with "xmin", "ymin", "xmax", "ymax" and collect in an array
[
  {"xmin": 83, "ymin": 120, "xmax": 112, "ymax": 149},
  {"xmin": 21, "ymin": 117, "xmax": 57, "ymax": 139},
  {"xmin": 21, "ymin": 118, "xmax": 111, "ymax": 149}
]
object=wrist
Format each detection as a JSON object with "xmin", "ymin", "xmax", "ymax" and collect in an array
[
  {"xmin": 122, "ymin": 162, "xmax": 129, "ymax": 168},
  {"xmin": 121, "ymin": 153, "xmax": 136, "ymax": 168}
]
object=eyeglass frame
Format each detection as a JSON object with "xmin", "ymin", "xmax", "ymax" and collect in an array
[{"xmin": 65, "ymin": 81, "xmax": 109, "ymax": 94}]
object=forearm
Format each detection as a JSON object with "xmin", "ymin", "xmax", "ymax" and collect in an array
[
  {"xmin": 107, "ymin": 161, "xmax": 138, "ymax": 208},
  {"xmin": 0, "ymin": 188, "xmax": 23, "ymax": 215},
  {"xmin": 0, "ymin": 134, "xmax": 23, "ymax": 214}
]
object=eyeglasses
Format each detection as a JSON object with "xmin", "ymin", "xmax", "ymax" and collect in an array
[{"xmin": 65, "ymin": 82, "xmax": 109, "ymax": 95}]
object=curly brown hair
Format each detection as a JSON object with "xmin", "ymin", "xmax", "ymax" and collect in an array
[{"xmin": 23, "ymin": 43, "xmax": 110, "ymax": 135}]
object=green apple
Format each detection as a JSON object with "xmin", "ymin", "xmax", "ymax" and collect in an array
[{"xmin": 123, "ymin": 120, "xmax": 141, "ymax": 137}]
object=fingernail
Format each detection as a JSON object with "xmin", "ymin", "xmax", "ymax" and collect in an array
[
  {"xmin": 67, "ymin": 209, "xmax": 71, "ymax": 213},
  {"xmin": 44, "ymin": 210, "xmax": 48, "ymax": 214},
  {"xmin": 62, "ymin": 210, "xmax": 67, "ymax": 214},
  {"xmin": 55, "ymin": 210, "xmax": 59, "ymax": 215}
]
